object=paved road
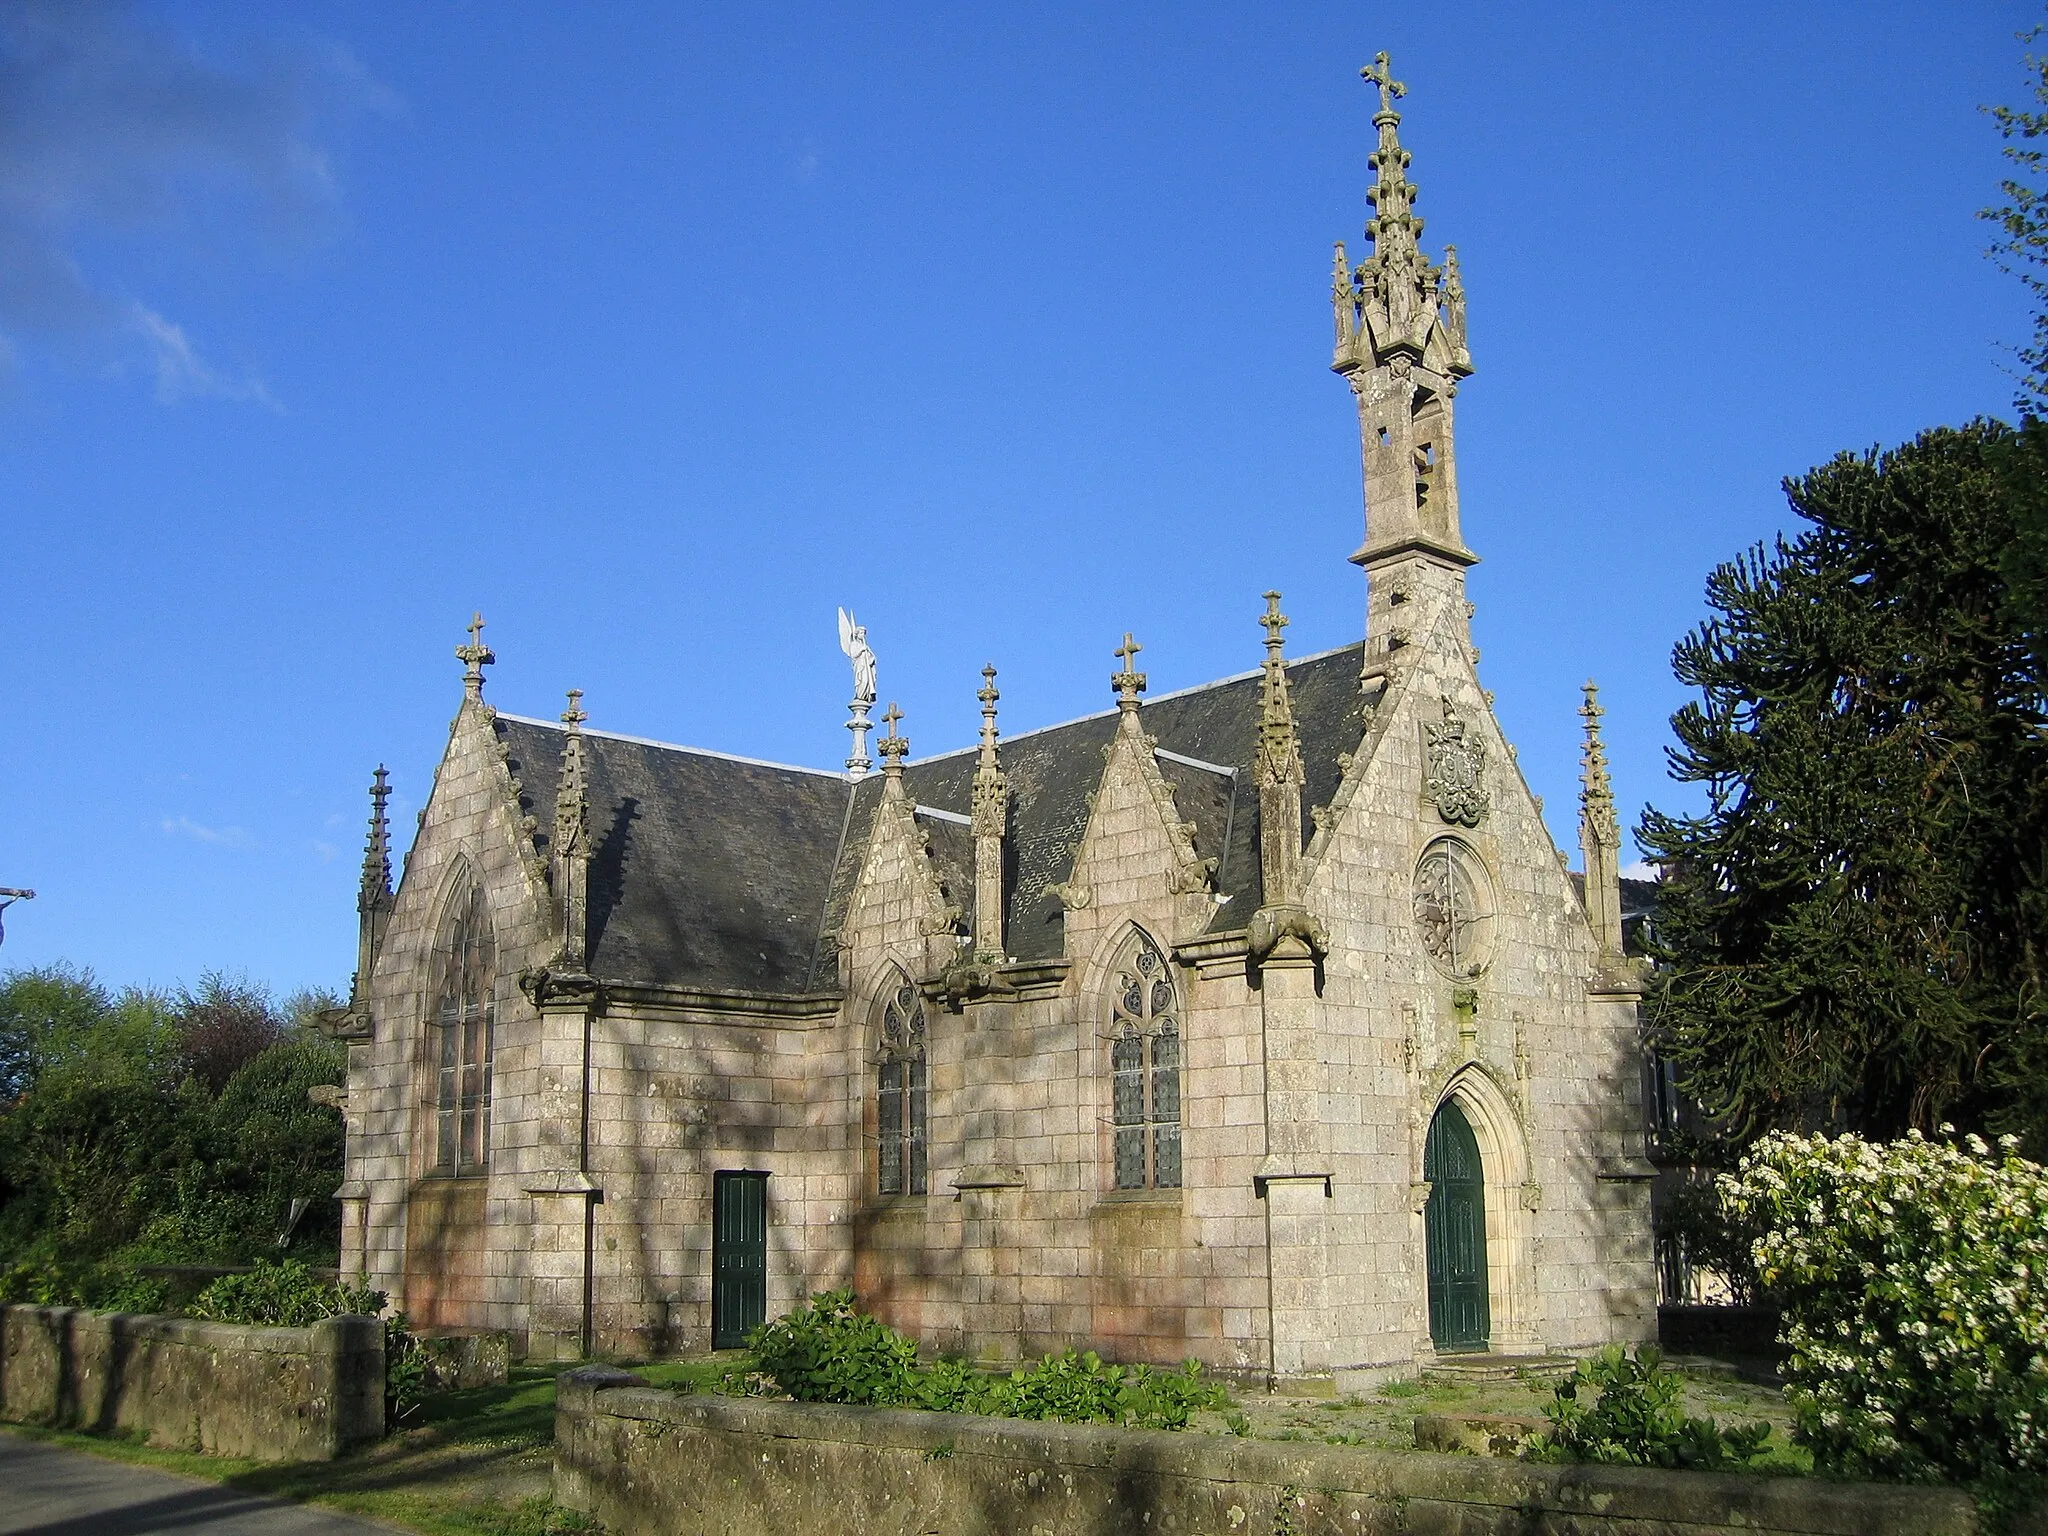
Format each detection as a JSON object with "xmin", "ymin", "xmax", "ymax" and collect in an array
[{"xmin": 0, "ymin": 1432, "xmax": 399, "ymax": 1535}]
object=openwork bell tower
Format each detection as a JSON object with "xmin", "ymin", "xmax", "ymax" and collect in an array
[{"xmin": 1333, "ymin": 54, "xmax": 1476, "ymax": 667}]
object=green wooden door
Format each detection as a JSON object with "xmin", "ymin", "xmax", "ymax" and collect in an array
[
  {"xmin": 712, "ymin": 1170, "xmax": 768, "ymax": 1349},
  {"xmin": 1424, "ymin": 1100, "xmax": 1490, "ymax": 1352}
]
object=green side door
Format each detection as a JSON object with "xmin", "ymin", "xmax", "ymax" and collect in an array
[
  {"xmin": 712, "ymin": 1169, "xmax": 768, "ymax": 1349},
  {"xmin": 1424, "ymin": 1100, "xmax": 1490, "ymax": 1352}
]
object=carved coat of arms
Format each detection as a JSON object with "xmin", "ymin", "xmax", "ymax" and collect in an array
[{"xmin": 1425, "ymin": 701, "xmax": 1489, "ymax": 828}]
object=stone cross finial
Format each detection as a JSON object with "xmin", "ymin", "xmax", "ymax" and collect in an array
[
  {"xmin": 878, "ymin": 702, "xmax": 910, "ymax": 771},
  {"xmin": 455, "ymin": 612, "xmax": 495, "ymax": 699},
  {"xmin": 977, "ymin": 665, "xmax": 1000, "ymax": 756},
  {"xmin": 1112, "ymin": 634, "xmax": 1147, "ymax": 710},
  {"xmin": 1260, "ymin": 591, "xmax": 1289, "ymax": 655},
  {"xmin": 1362, "ymin": 51, "xmax": 1405, "ymax": 116},
  {"xmin": 561, "ymin": 688, "xmax": 587, "ymax": 731}
]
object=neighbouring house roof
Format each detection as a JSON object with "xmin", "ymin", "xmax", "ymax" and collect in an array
[{"xmin": 491, "ymin": 641, "xmax": 1379, "ymax": 996}]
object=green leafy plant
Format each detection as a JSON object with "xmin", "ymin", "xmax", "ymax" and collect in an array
[
  {"xmin": 746, "ymin": 1289, "xmax": 1229, "ymax": 1430},
  {"xmin": 1527, "ymin": 1344, "xmax": 1770, "ymax": 1471},
  {"xmin": 746, "ymin": 1288, "xmax": 919, "ymax": 1406}
]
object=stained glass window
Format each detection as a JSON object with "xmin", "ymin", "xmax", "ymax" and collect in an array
[
  {"xmin": 1110, "ymin": 933, "xmax": 1181, "ymax": 1190},
  {"xmin": 877, "ymin": 980, "xmax": 927, "ymax": 1195},
  {"xmin": 431, "ymin": 879, "xmax": 495, "ymax": 1176}
]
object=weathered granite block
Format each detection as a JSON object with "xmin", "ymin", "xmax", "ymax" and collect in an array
[
  {"xmin": 0, "ymin": 1304, "xmax": 383, "ymax": 1461},
  {"xmin": 554, "ymin": 1382, "xmax": 1979, "ymax": 1536}
]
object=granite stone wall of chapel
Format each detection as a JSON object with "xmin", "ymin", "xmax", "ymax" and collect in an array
[
  {"xmin": 836, "ymin": 737, "xmax": 1276, "ymax": 1374},
  {"xmin": 347, "ymin": 699, "xmax": 563, "ymax": 1340}
]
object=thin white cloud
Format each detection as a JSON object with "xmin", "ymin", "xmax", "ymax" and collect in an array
[
  {"xmin": 0, "ymin": 1, "xmax": 387, "ymax": 403},
  {"xmin": 1621, "ymin": 860, "xmax": 1661, "ymax": 882},
  {"xmin": 310, "ymin": 839, "xmax": 337, "ymax": 862},
  {"xmin": 131, "ymin": 302, "xmax": 276, "ymax": 407},
  {"xmin": 161, "ymin": 815, "xmax": 253, "ymax": 848}
]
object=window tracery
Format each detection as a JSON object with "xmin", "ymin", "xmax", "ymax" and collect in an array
[
  {"xmin": 1110, "ymin": 933, "xmax": 1181, "ymax": 1191},
  {"xmin": 876, "ymin": 978, "xmax": 927, "ymax": 1196},
  {"xmin": 431, "ymin": 878, "xmax": 496, "ymax": 1176}
]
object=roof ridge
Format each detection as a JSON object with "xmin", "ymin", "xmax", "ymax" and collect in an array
[
  {"xmin": 904, "ymin": 640, "xmax": 1367, "ymax": 766},
  {"xmin": 494, "ymin": 713, "xmax": 851, "ymax": 781}
]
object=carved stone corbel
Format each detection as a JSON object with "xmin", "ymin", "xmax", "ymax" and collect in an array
[
  {"xmin": 1246, "ymin": 903, "xmax": 1329, "ymax": 966},
  {"xmin": 518, "ymin": 962, "xmax": 606, "ymax": 1009}
]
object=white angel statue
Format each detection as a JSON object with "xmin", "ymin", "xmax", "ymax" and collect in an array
[{"xmin": 838, "ymin": 608, "xmax": 877, "ymax": 704}]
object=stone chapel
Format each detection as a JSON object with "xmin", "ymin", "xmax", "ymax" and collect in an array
[{"xmin": 328, "ymin": 58, "xmax": 1658, "ymax": 1386}]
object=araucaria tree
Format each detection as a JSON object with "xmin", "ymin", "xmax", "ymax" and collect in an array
[{"xmin": 1639, "ymin": 424, "xmax": 2048, "ymax": 1149}]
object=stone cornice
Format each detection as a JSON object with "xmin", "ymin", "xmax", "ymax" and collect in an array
[{"xmin": 596, "ymin": 981, "xmax": 845, "ymax": 1023}]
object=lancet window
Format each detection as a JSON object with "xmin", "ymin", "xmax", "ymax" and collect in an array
[
  {"xmin": 876, "ymin": 979, "xmax": 928, "ymax": 1196},
  {"xmin": 430, "ymin": 878, "xmax": 496, "ymax": 1176},
  {"xmin": 1110, "ymin": 933, "xmax": 1181, "ymax": 1191}
]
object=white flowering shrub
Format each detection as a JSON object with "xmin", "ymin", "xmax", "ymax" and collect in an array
[{"xmin": 1721, "ymin": 1129, "xmax": 2048, "ymax": 1486}]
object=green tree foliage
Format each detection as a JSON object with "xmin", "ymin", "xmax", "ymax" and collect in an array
[
  {"xmin": 1984, "ymin": 28, "xmax": 2048, "ymax": 415},
  {"xmin": 1639, "ymin": 424, "xmax": 2048, "ymax": 1149},
  {"xmin": 0, "ymin": 965, "xmax": 348, "ymax": 1297}
]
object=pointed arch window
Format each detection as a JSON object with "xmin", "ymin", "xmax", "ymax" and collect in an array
[
  {"xmin": 876, "ymin": 980, "xmax": 927, "ymax": 1196},
  {"xmin": 431, "ymin": 879, "xmax": 496, "ymax": 1176},
  {"xmin": 1110, "ymin": 933, "xmax": 1181, "ymax": 1190}
]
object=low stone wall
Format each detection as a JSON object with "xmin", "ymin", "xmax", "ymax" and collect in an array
[
  {"xmin": 553, "ymin": 1369, "xmax": 1978, "ymax": 1536},
  {"xmin": 0, "ymin": 1304, "xmax": 383, "ymax": 1462}
]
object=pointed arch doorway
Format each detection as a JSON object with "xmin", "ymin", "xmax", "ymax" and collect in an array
[{"xmin": 1424, "ymin": 1098, "xmax": 1490, "ymax": 1352}]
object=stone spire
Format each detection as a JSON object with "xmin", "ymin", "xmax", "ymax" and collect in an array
[
  {"xmin": 1579, "ymin": 681, "xmax": 1624, "ymax": 958},
  {"xmin": 353, "ymin": 767, "xmax": 395, "ymax": 1004},
  {"xmin": 1112, "ymin": 634, "xmax": 1146, "ymax": 715},
  {"xmin": 970, "ymin": 665, "xmax": 1008, "ymax": 958},
  {"xmin": 1256, "ymin": 593, "xmax": 1306, "ymax": 906},
  {"xmin": 456, "ymin": 612, "xmax": 495, "ymax": 700},
  {"xmin": 877, "ymin": 703, "xmax": 910, "ymax": 796},
  {"xmin": 1333, "ymin": 55, "xmax": 1477, "ymax": 666},
  {"xmin": 358, "ymin": 766, "xmax": 392, "ymax": 915},
  {"xmin": 1360, "ymin": 51, "xmax": 1424, "ymax": 278},
  {"xmin": 554, "ymin": 690, "xmax": 591, "ymax": 967}
]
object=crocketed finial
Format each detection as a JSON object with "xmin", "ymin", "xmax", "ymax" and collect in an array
[
  {"xmin": 455, "ymin": 612, "xmax": 495, "ymax": 699},
  {"xmin": 977, "ymin": 665, "xmax": 1000, "ymax": 760},
  {"xmin": 555, "ymin": 689, "xmax": 589, "ymax": 862},
  {"xmin": 1579, "ymin": 680, "xmax": 1619, "ymax": 850},
  {"xmin": 1361, "ymin": 50, "xmax": 1422, "ymax": 264},
  {"xmin": 970, "ymin": 665, "xmax": 1010, "ymax": 953},
  {"xmin": 359, "ymin": 766, "xmax": 392, "ymax": 909},
  {"xmin": 1112, "ymin": 633, "xmax": 1147, "ymax": 712},
  {"xmin": 1257, "ymin": 593, "xmax": 1303, "ymax": 787}
]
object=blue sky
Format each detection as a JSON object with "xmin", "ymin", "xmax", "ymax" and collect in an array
[{"xmin": 0, "ymin": 1, "xmax": 2038, "ymax": 994}]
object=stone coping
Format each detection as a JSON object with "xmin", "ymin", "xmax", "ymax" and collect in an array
[
  {"xmin": 560, "ymin": 1374, "xmax": 1978, "ymax": 1536},
  {"xmin": 4, "ymin": 1305, "xmax": 380, "ymax": 1356}
]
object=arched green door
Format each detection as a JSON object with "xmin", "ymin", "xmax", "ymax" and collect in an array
[{"xmin": 1424, "ymin": 1099, "xmax": 1490, "ymax": 1352}]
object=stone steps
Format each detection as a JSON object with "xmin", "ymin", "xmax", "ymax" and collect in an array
[{"xmin": 1420, "ymin": 1353, "xmax": 1578, "ymax": 1383}]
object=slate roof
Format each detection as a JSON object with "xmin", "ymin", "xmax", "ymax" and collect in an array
[
  {"xmin": 498, "ymin": 719, "xmax": 852, "ymax": 995},
  {"xmin": 489, "ymin": 643, "xmax": 1375, "ymax": 996}
]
